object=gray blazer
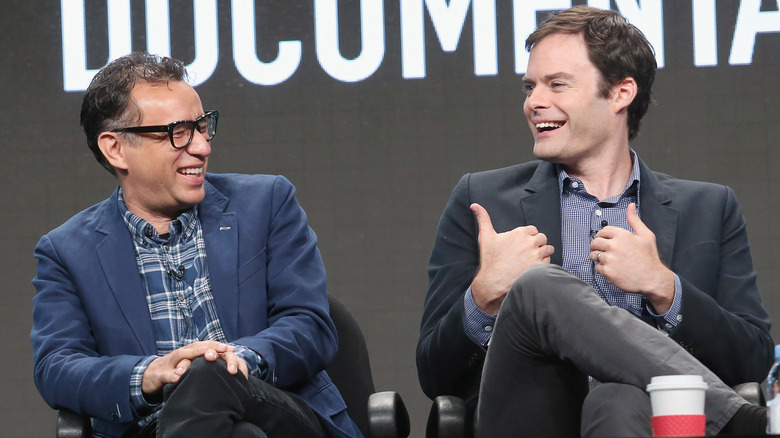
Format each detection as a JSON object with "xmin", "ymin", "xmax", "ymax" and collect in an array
[{"xmin": 417, "ymin": 157, "xmax": 773, "ymax": 408}]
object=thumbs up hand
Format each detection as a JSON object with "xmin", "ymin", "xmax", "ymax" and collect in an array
[
  {"xmin": 589, "ymin": 203, "xmax": 675, "ymax": 313},
  {"xmin": 470, "ymin": 203, "xmax": 555, "ymax": 315}
]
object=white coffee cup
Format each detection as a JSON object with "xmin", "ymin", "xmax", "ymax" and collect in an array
[{"xmin": 646, "ymin": 375, "xmax": 708, "ymax": 416}]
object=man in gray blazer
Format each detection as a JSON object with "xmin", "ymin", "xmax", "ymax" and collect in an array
[{"xmin": 417, "ymin": 6, "xmax": 772, "ymax": 437}]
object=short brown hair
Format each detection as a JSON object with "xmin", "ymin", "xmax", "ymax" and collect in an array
[
  {"xmin": 80, "ymin": 52, "xmax": 188, "ymax": 175},
  {"xmin": 526, "ymin": 6, "xmax": 656, "ymax": 140}
]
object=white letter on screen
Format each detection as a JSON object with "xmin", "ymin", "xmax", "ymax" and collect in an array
[
  {"xmin": 315, "ymin": 0, "xmax": 385, "ymax": 82},
  {"xmin": 400, "ymin": 0, "xmax": 426, "ymax": 78},
  {"xmin": 145, "ymin": 0, "xmax": 219, "ymax": 86},
  {"xmin": 513, "ymin": 0, "xmax": 571, "ymax": 75},
  {"xmin": 401, "ymin": 0, "xmax": 497, "ymax": 79},
  {"xmin": 692, "ymin": 0, "xmax": 718, "ymax": 66},
  {"xmin": 472, "ymin": 0, "xmax": 498, "ymax": 76},
  {"xmin": 730, "ymin": 0, "xmax": 780, "ymax": 65},
  {"xmin": 232, "ymin": 0, "xmax": 302, "ymax": 86},
  {"xmin": 62, "ymin": 0, "xmax": 132, "ymax": 91}
]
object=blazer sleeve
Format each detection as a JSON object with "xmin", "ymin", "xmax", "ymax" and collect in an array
[
  {"xmin": 668, "ymin": 184, "xmax": 773, "ymax": 385},
  {"xmin": 229, "ymin": 176, "xmax": 338, "ymax": 388},
  {"xmin": 417, "ymin": 174, "xmax": 487, "ymax": 401},
  {"xmin": 31, "ymin": 234, "xmax": 143, "ymax": 424}
]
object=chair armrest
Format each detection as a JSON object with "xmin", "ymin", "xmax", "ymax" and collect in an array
[
  {"xmin": 57, "ymin": 409, "xmax": 90, "ymax": 438},
  {"xmin": 426, "ymin": 395, "xmax": 468, "ymax": 438},
  {"xmin": 367, "ymin": 391, "xmax": 410, "ymax": 438},
  {"xmin": 733, "ymin": 382, "xmax": 766, "ymax": 407}
]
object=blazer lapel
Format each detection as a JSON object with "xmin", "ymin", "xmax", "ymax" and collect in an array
[
  {"xmin": 519, "ymin": 162, "xmax": 564, "ymax": 266},
  {"xmin": 636, "ymin": 159, "xmax": 678, "ymax": 267},
  {"xmin": 199, "ymin": 181, "xmax": 240, "ymax": 340},
  {"xmin": 95, "ymin": 192, "xmax": 156, "ymax": 354}
]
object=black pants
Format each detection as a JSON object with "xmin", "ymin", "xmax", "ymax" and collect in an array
[{"xmin": 132, "ymin": 357, "xmax": 327, "ymax": 438}]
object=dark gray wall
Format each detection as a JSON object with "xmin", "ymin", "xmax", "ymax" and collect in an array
[{"xmin": 3, "ymin": 1, "xmax": 779, "ymax": 436}]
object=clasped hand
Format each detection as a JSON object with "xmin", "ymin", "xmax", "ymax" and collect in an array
[{"xmin": 142, "ymin": 340, "xmax": 249, "ymax": 399}]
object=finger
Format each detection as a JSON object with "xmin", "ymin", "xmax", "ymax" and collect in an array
[
  {"xmin": 589, "ymin": 238, "xmax": 605, "ymax": 253},
  {"xmin": 222, "ymin": 352, "xmax": 250, "ymax": 378},
  {"xmin": 203, "ymin": 348, "xmax": 221, "ymax": 361},
  {"xmin": 221, "ymin": 352, "xmax": 240, "ymax": 375},
  {"xmin": 520, "ymin": 225, "xmax": 540, "ymax": 236},
  {"xmin": 171, "ymin": 345, "xmax": 216, "ymax": 363},
  {"xmin": 238, "ymin": 359, "xmax": 249, "ymax": 379},
  {"xmin": 189, "ymin": 340, "xmax": 234, "ymax": 353},
  {"xmin": 530, "ymin": 231, "xmax": 548, "ymax": 246},
  {"xmin": 174, "ymin": 358, "xmax": 192, "ymax": 376},
  {"xmin": 470, "ymin": 203, "xmax": 497, "ymax": 237},
  {"xmin": 626, "ymin": 203, "xmax": 651, "ymax": 236}
]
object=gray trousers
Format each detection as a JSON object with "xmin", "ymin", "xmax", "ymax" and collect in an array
[{"xmin": 474, "ymin": 264, "xmax": 746, "ymax": 437}]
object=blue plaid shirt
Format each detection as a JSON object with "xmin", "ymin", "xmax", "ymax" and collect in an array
[
  {"xmin": 464, "ymin": 153, "xmax": 683, "ymax": 346},
  {"xmin": 118, "ymin": 190, "xmax": 260, "ymax": 421}
]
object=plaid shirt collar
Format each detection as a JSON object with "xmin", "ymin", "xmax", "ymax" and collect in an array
[{"xmin": 556, "ymin": 149, "xmax": 641, "ymax": 204}]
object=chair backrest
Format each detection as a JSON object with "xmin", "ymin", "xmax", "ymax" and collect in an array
[{"xmin": 326, "ymin": 294, "xmax": 377, "ymax": 436}]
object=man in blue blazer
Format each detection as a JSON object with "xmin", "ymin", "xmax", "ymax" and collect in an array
[
  {"xmin": 31, "ymin": 52, "xmax": 361, "ymax": 438},
  {"xmin": 417, "ymin": 7, "xmax": 772, "ymax": 437}
]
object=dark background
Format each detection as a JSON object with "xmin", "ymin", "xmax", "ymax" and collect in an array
[{"xmin": 2, "ymin": 1, "xmax": 779, "ymax": 436}]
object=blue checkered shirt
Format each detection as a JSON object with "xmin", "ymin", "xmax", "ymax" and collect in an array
[
  {"xmin": 117, "ymin": 190, "xmax": 260, "ymax": 421},
  {"xmin": 464, "ymin": 153, "xmax": 682, "ymax": 346}
]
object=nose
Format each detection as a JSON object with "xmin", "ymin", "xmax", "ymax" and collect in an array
[
  {"xmin": 186, "ymin": 129, "xmax": 212, "ymax": 157},
  {"xmin": 524, "ymin": 86, "xmax": 550, "ymax": 114}
]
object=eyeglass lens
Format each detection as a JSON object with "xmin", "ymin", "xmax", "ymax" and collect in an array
[{"xmin": 171, "ymin": 113, "xmax": 217, "ymax": 148}]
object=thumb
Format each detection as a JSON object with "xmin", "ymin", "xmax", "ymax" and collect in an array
[
  {"xmin": 626, "ymin": 203, "xmax": 651, "ymax": 236},
  {"xmin": 470, "ymin": 203, "xmax": 497, "ymax": 237}
]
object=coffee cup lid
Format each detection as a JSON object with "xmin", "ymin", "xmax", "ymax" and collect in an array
[{"xmin": 646, "ymin": 375, "xmax": 708, "ymax": 392}]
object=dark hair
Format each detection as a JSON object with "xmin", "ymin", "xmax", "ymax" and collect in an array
[
  {"xmin": 526, "ymin": 6, "xmax": 656, "ymax": 140},
  {"xmin": 80, "ymin": 51, "xmax": 188, "ymax": 175}
]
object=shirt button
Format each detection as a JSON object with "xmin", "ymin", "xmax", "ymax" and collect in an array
[
  {"xmin": 676, "ymin": 314, "xmax": 683, "ymax": 322},
  {"xmin": 178, "ymin": 293, "xmax": 185, "ymax": 301},
  {"xmin": 665, "ymin": 323, "xmax": 673, "ymax": 329},
  {"xmin": 484, "ymin": 325, "xmax": 493, "ymax": 332},
  {"xmin": 144, "ymin": 226, "xmax": 154, "ymax": 237},
  {"xmin": 571, "ymin": 181, "xmax": 579, "ymax": 189},
  {"xmin": 595, "ymin": 210, "xmax": 602, "ymax": 216}
]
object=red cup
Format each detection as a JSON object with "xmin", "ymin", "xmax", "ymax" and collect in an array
[
  {"xmin": 647, "ymin": 376, "xmax": 708, "ymax": 437},
  {"xmin": 651, "ymin": 414, "xmax": 706, "ymax": 437}
]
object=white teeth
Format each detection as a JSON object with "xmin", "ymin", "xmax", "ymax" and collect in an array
[
  {"xmin": 536, "ymin": 122, "xmax": 564, "ymax": 130},
  {"xmin": 179, "ymin": 167, "xmax": 203, "ymax": 175}
]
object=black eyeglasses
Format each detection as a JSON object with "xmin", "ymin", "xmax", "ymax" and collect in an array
[{"xmin": 113, "ymin": 110, "xmax": 219, "ymax": 149}]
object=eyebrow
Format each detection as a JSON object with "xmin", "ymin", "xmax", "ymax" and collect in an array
[{"xmin": 522, "ymin": 72, "xmax": 576, "ymax": 83}]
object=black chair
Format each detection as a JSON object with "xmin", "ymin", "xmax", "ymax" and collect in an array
[
  {"xmin": 425, "ymin": 382, "xmax": 766, "ymax": 438},
  {"xmin": 56, "ymin": 294, "xmax": 410, "ymax": 438},
  {"xmin": 328, "ymin": 294, "xmax": 411, "ymax": 438}
]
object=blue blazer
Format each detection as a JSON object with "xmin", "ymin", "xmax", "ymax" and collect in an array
[
  {"xmin": 417, "ymin": 158, "xmax": 773, "ymax": 407},
  {"xmin": 32, "ymin": 173, "xmax": 361, "ymax": 438}
]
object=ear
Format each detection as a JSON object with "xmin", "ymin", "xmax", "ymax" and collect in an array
[
  {"xmin": 97, "ymin": 132, "xmax": 129, "ymax": 171},
  {"xmin": 611, "ymin": 77, "xmax": 637, "ymax": 114}
]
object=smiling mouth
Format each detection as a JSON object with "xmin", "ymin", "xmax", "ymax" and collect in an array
[
  {"xmin": 535, "ymin": 121, "xmax": 565, "ymax": 133},
  {"xmin": 178, "ymin": 167, "xmax": 203, "ymax": 176}
]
